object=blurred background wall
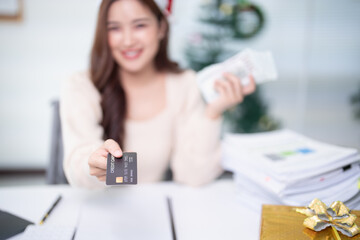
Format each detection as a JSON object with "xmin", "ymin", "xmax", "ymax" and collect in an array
[{"xmin": 0, "ymin": 0, "xmax": 359, "ymax": 170}]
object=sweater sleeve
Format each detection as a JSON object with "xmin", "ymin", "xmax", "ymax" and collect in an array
[
  {"xmin": 171, "ymin": 71, "xmax": 224, "ymax": 186},
  {"xmin": 60, "ymin": 72, "xmax": 105, "ymax": 189}
]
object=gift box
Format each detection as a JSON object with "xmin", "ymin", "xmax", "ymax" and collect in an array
[{"xmin": 260, "ymin": 205, "xmax": 360, "ymax": 240}]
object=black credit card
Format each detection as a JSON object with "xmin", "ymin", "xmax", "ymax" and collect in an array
[{"xmin": 106, "ymin": 152, "xmax": 137, "ymax": 185}]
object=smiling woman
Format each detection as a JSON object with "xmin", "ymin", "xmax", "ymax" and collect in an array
[
  {"xmin": 106, "ymin": 1, "xmax": 165, "ymax": 72},
  {"xmin": 90, "ymin": 0, "xmax": 181, "ymax": 149},
  {"xmin": 60, "ymin": 0, "xmax": 255, "ymax": 188}
]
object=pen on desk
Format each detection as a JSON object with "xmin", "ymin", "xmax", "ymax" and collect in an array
[
  {"xmin": 167, "ymin": 197, "xmax": 177, "ymax": 240},
  {"xmin": 39, "ymin": 195, "xmax": 62, "ymax": 225}
]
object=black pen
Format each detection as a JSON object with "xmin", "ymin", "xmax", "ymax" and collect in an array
[
  {"xmin": 39, "ymin": 195, "xmax": 62, "ymax": 225},
  {"xmin": 167, "ymin": 197, "xmax": 177, "ymax": 240}
]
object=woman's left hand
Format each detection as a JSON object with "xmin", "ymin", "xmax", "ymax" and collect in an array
[{"xmin": 205, "ymin": 72, "xmax": 256, "ymax": 119}]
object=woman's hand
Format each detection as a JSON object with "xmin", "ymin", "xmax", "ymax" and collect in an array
[
  {"xmin": 206, "ymin": 73, "xmax": 256, "ymax": 119},
  {"xmin": 88, "ymin": 139, "xmax": 123, "ymax": 182}
]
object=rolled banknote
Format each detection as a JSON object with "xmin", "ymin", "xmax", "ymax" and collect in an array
[{"xmin": 196, "ymin": 48, "xmax": 278, "ymax": 103}]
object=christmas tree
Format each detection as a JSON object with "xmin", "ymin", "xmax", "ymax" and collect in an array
[{"xmin": 185, "ymin": 0, "xmax": 280, "ymax": 133}]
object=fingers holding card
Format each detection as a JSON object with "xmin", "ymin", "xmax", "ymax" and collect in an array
[{"xmin": 106, "ymin": 152, "xmax": 138, "ymax": 185}]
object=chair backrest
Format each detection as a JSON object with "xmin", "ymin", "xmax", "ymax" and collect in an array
[{"xmin": 46, "ymin": 100, "xmax": 68, "ymax": 184}]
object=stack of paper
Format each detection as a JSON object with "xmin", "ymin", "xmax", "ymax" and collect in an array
[{"xmin": 222, "ymin": 129, "xmax": 360, "ymax": 212}]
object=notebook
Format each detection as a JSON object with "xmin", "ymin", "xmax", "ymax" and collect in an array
[{"xmin": 0, "ymin": 210, "xmax": 33, "ymax": 240}]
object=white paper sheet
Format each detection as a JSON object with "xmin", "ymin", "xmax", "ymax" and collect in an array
[
  {"xmin": 0, "ymin": 187, "xmax": 61, "ymax": 223},
  {"xmin": 75, "ymin": 187, "xmax": 173, "ymax": 240}
]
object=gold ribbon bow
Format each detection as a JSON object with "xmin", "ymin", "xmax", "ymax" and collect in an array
[{"xmin": 295, "ymin": 198, "xmax": 360, "ymax": 238}]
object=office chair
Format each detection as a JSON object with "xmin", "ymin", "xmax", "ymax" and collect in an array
[{"xmin": 46, "ymin": 100, "xmax": 68, "ymax": 184}]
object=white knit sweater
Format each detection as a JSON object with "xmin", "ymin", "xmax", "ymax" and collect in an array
[{"xmin": 60, "ymin": 70, "xmax": 223, "ymax": 188}]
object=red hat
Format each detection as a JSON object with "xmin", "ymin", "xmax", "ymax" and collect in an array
[{"xmin": 154, "ymin": 0, "xmax": 173, "ymax": 16}]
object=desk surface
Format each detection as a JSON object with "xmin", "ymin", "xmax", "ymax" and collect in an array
[{"xmin": 0, "ymin": 180, "xmax": 260, "ymax": 240}]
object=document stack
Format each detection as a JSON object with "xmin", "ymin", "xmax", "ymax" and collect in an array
[{"xmin": 222, "ymin": 129, "xmax": 360, "ymax": 212}]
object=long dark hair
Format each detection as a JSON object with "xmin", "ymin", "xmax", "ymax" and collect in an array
[{"xmin": 90, "ymin": 0, "xmax": 182, "ymax": 147}]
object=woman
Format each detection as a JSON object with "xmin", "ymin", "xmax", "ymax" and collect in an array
[{"xmin": 60, "ymin": 0, "xmax": 255, "ymax": 188}]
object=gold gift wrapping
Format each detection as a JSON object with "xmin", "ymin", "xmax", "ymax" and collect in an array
[
  {"xmin": 303, "ymin": 215, "xmax": 330, "ymax": 231},
  {"xmin": 333, "ymin": 214, "xmax": 356, "ymax": 227},
  {"xmin": 260, "ymin": 204, "xmax": 360, "ymax": 240},
  {"xmin": 329, "ymin": 201, "xmax": 351, "ymax": 218},
  {"xmin": 308, "ymin": 198, "xmax": 329, "ymax": 220},
  {"xmin": 295, "ymin": 198, "xmax": 360, "ymax": 238}
]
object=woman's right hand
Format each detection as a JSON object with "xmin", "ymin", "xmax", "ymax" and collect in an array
[{"xmin": 88, "ymin": 139, "xmax": 123, "ymax": 182}]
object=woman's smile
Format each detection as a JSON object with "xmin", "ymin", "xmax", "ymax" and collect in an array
[{"xmin": 121, "ymin": 49, "xmax": 143, "ymax": 60}]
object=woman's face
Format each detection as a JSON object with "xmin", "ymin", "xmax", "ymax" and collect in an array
[{"xmin": 107, "ymin": 0, "xmax": 165, "ymax": 74}]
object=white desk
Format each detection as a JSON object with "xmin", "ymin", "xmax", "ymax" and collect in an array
[{"xmin": 0, "ymin": 179, "xmax": 260, "ymax": 240}]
